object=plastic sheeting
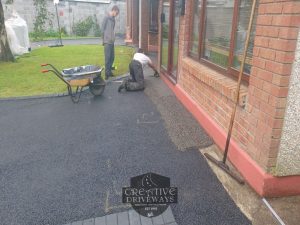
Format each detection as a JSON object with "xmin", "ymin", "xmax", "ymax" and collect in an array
[{"xmin": 5, "ymin": 11, "xmax": 30, "ymax": 56}]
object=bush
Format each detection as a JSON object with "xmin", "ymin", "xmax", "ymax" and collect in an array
[
  {"xmin": 60, "ymin": 27, "xmax": 68, "ymax": 36},
  {"xmin": 73, "ymin": 16, "xmax": 94, "ymax": 37},
  {"xmin": 93, "ymin": 24, "xmax": 101, "ymax": 37},
  {"xmin": 29, "ymin": 27, "xmax": 68, "ymax": 41},
  {"xmin": 29, "ymin": 31, "xmax": 43, "ymax": 41},
  {"xmin": 93, "ymin": 15, "xmax": 101, "ymax": 37},
  {"xmin": 44, "ymin": 29, "xmax": 59, "ymax": 37}
]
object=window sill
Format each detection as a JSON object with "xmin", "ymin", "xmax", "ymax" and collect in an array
[
  {"xmin": 182, "ymin": 57, "xmax": 248, "ymax": 107},
  {"xmin": 148, "ymin": 30, "xmax": 159, "ymax": 34}
]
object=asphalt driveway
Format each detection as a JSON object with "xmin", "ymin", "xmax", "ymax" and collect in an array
[{"xmin": 0, "ymin": 75, "xmax": 250, "ymax": 225}]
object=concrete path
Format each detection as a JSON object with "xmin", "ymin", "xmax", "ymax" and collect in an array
[
  {"xmin": 31, "ymin": 37, "xmax": 126, "ymax": 50},
  {"xmin": 61, "ymin": 207, "xmax": 177, "ymax": 225},
  {"xmin": 0, "ymin": 71, "xmax": 250, "ymax": 225}
]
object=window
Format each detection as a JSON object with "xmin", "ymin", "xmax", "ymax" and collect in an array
[
  {"xmin": 149, "ymin": 0, "xmax": 159, "ymax": 33},
  {"xmin": 189, "ymin": 0, "xmax": 257, "ymax": 81},
  {"xmin": 190, "ymin": 0, "xmax": 201, "ymax": 56},
  {"xmin": 233, "ymin": 0, "xmax": 257, "ymax": 74}
]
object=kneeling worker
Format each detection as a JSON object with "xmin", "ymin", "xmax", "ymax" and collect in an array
[{"xmin": 118, "ymin": 48, "xmax": 159, "ymax": 92}]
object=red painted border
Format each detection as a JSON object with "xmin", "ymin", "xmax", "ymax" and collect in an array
[{"xmin": 160, "ymin": 74, "xmax": 300, "ymax": 197}]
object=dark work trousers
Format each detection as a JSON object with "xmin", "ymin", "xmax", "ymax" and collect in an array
[
  {"xmin": 104, "ymin": 43, "xmax": 114, "ymax": 78},
  {"xmin": 125, "ymin": 60, "xmax": 145, "ymax": 91}
]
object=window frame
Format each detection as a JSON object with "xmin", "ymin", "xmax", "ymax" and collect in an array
[
  {"xmin": 149, "ymin": 0, "xmax": 159, "ymax": 33},
  {"xmin": 188, "ymin": 0, "xmax": 251, "ymax": 82},
  {"xmin": 188, "ymin": 0, "xmax": 201, "ymax": 59}
]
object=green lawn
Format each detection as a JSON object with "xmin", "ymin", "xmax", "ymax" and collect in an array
[
  {"xmin": 0, "ymin": 45, "xmax": 134, "ymax": 98},
  {"xmin": 161, "ymin": 39, "xmax": 179, "ymax": 70}
]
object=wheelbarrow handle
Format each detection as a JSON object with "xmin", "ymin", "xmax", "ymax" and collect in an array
[
  {"xmin": 41, "ymin": 68, "xmax": 71, "ymax": 88},
  {"xmin": 41, "ymin": 63, "xmax": 57, "ymax": 70},
  {"xmin": 40, "ymin": 63, "xmax": 64, "ymax": 78}
]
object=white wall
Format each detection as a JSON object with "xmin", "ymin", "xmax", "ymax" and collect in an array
[
  {"xmin": 276, "ymin": 30, "xmax": 300, "ymax": 176},
  {"xmin": 3, "ymin": 0, "xmax": 126, "ymax": 35}
]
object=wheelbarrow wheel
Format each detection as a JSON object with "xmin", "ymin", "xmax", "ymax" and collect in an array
[
  {"xmin": 89, "ymin": 76, "xmax": 105, "ymax": 96},
  {"xmin": 89, "ymin": 84, "xmax": 105, "ymax": 96}
]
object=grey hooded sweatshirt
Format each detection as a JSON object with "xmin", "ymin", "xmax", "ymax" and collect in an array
[{"xmin": 101, "ymin": 15, "xmax": 115, "ymax": 45}]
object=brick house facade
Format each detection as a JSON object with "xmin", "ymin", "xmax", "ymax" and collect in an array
[{"xmin": 126, "ymin": 0, "xmax": 300, "ymax": 197}]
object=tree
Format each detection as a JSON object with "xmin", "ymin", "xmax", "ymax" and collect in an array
[{"xmin": 0, "ymin": 0, "xmax": 14, "ymax": 61}]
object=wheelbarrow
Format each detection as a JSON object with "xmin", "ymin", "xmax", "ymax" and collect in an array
[{"xmin": 41, "ymin": 64, "xmax": 105, "ymax": 103}]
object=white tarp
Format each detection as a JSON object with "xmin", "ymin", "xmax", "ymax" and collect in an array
[{"xmin": 5, "ymin": 11, "xmax": 30, "ymax": 56}]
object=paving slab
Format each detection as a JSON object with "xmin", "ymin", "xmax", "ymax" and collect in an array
[
  {"xmin": 106, "ymin": 213, "xmax": 117, "ymax": 225},
  {"xmin": 129, "ymin": 210, "xmax": 142, "ymax": 225},
  {"xmin": 117, "ymin": 211, "xmax": 129, "ymax": 225},
  {"xmin": 83, "ymin": 218, "xmax": 94, "ymax": 225},
  {"xmin": 59, "ymin": 207, "xmax": 176, "ymax": 225},
  {"xmin": 95, "ymin": 217, "xmax": 106, "ymax": 225},
  {"xmin": 152, "ymin": 215, "xmax": 164, "ymax": 225},
  {"xmin": 140, "ymin": 215, "xmax": 153, "ymax": 225}
]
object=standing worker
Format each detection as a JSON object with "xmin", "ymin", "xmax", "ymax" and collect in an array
[
  {"xmin": 102, "ymin": 5, "xmax": 119, "ymax": 80},
  {"xmin": 118, "ymin": 48, "xmax": 159, "ymax": 92}
]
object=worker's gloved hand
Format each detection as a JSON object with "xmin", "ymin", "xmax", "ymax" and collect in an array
[{"xmin": 154, "ymin": 71, "xmax": 159, "ymax": 77}]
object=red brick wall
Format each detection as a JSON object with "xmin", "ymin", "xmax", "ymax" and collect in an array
[{"xmin": 177, "ymin": 0, "xmax": 300, "ymax": 173}]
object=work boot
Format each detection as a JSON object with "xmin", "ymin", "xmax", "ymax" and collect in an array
[
  {"xmin": 105, "ymin": 72, "xmax": 113, "ymax": 80},
  {"xmin": 118, "ymin": 84, "xmax": 124, "ymax": 92},
  {"xmin": 118, "ymin": 80, "xmax": 126, "ymax": 92}
]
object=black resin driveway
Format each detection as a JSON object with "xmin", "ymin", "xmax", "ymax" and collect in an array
[{"xmin": 0, "ymin": 78, "xmax": 250, "ymax": 225}]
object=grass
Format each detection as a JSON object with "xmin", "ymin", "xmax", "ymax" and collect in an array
[
  {"xmin": 0, "ymin": 45, "xmax": 135, "ymax": 98},
  {"xmin": 209, "ymin": 51, "xmax": 229, "ymax": 68},
  {"xmin": 161, "ymin": 39, "xmax": 179, "ymax": 70}
]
